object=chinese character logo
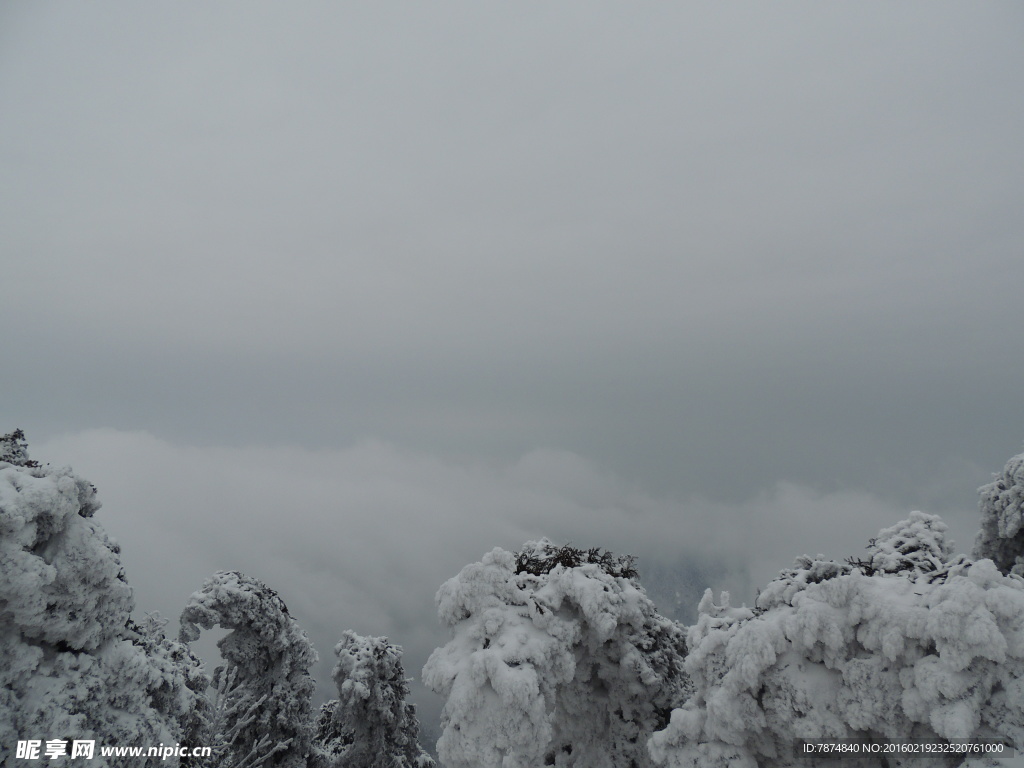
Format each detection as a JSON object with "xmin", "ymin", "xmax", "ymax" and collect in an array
[
  {"xmin": 71, "ymin": 740, "xmax": 95, "ymax": 759},
  {"xmin": 16, "ymin": 741, "xmax": 41, "ymax": 759}
]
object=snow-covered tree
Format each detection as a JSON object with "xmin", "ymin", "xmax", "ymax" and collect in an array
[
  {"xmin": 313, "ymin": 631, "xmax": 434, "ymax": 768},
  {"xmin": 179, "ymin": 571, "xmax": 318, "ymax": 768},
  {"xmin": 855, "ymin": 511, "xmax": 958, "ymax": 577},
  {"xmin": 132, "ymin": 613, "xmax": 209, "ymax": 762},
  {"xmin": 0, "ymin": 431, "xmax": 200, "ymax": 766},
  {"xmin": 193, "ymin": 665, "xmax": 294, "ymax": 768},
  {"xmin": 973, "ymin": 450, "xmax": 1024, "ymax": 576},
  {"xmin": 0, "ymin": 428, "xmax": 36, "ymax": 467},
  {"xmin": 649, "ymin": 512, "xmax": 1024, "ymax": 768},
  {"xmin": 422, "ymin": 540, "xmax": 690, "ymax": 768}
]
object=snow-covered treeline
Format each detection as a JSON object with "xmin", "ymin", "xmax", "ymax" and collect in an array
[
  {"xmin": 649, "ymin": 512, "xmax": 1024, "ymax": 767},
  {"xmin": 4, "ymin": 428, "xmax": 1024, "ymax": 767},
  {"xmin": 0, "ymin": 430, "xmax": 201, "ymax": 764},
  {"xmin": 0, "ymin": 431, "xmax": 433, "ymax": 768}
]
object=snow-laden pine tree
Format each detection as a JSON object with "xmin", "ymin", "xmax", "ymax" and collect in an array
[
  {"xmin": 649, "ymin": 511, "xmax": 1024, "ymax": 768},
  {"xmin": 422, "ymin": 540, "xmax": 690, "ymax": 768},
  {"xmin": 0, "ymin": 428, "xmax": 34, "ymax": 466},
  {"xmin": 973, "ymin": 450, "xmax": 1024, "ymax": 576},
  {"xmin": 179, "ymin": 571, "xmax": 318, "ymax": 768},
  {"xmin": 313, "ymin": 631, "xmax": 435, "ymax": 768},
  {"xmin": 0, "ymin": 430, "xmax": 201, "ymax": 767}
]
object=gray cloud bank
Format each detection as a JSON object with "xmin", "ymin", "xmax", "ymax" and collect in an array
[{"xmin": 2, "ymin": 2, "xmax": 1023, "ymax": 511}]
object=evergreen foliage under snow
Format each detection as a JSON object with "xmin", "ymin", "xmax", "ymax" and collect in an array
[
  {"xmin": 0, "ymin": 434, "xmax": 200, "ymax": 767},
  {"xmin": 974, "ymin": 450, "xmax": 1024, "ymax": 576},
  {"xmin": 179, "ymin": 571, "xmax": 319, "ymax": 768},
  {"xmin": 649, "ymin": 512, "xmax": 1024, "ymax": 767},
  {"xmin": 313, "ymin": 631, "xmax": 435, "ymax": 768},
  {"xmin": 422, "ymin": 538, "xmax": 690, "ymax": 768}
]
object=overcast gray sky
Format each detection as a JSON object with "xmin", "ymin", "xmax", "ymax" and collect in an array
[{"xmin": 3, "ymin": 0, "xmax": 1023, "ymax": 736}]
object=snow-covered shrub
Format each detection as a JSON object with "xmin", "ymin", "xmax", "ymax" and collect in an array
[
  {"xmin": 0, "ymin": 433, "xmax": 199, "ymax": 766},
  {"xmin": 974, "ymin": 450, "xmax": 1024, "ymax": 576},
  {"xmin": 313, "ymin": 631, "xmax": 434, "ymax": 768},
  {"xmin": 423, "ymin": 539, "xmax": 690, "ymax": 768},
  {"xmin": 650, "ymin": 512, "xmax": 1024, "ymax": 768},
  {"xmin": 179, "ymin": 571, "xmax": 318, "ymax": 768}
]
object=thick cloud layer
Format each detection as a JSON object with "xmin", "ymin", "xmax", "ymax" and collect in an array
[{"xmin": 2, "ymin": 2, "xmax": 1022, "ymax": 510}]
